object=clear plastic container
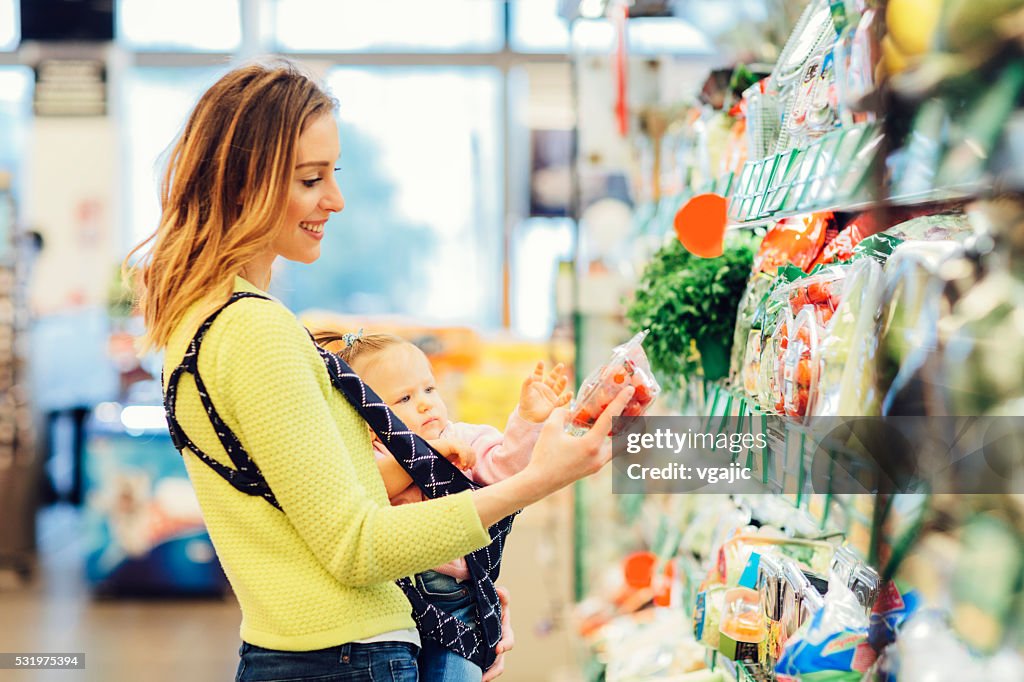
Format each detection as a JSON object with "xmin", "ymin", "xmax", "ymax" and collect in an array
[
  {"xmin": 567, "ymin": 330, "xmax": 661, "ymax": 436},
  {"xmin": 780, "ymin": 308, "xmax": 821, "ymax": 421}
]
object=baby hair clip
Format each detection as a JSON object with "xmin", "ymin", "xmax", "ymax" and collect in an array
[{"xmin": 342, "ymin": 329, "xmax": 364, "ymax": 347}]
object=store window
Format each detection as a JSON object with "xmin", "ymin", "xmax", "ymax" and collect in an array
[
  {"xmin": 511, "ymin": 217, "xmax": 573, "ymax": 338},
  {"xmin": 273, "ymin": 66, "xmax": 503, "ymax": 328},
  {"xmin": 510, "ymin": 0, "xmax": 570, "ymax": 53},
  {"xmin": 118, "ymin": 0, "xmax": 241, "ymax": 51},
  {"xmin": 121, "ymin": 67, "xmax": 229, "ymax": 251},
  {"xmin": 268, "ymin": 0, "xmax": 502, "ymax": 53},
  {"xmin": 572, "ymin": 16, "xmax": 714, "ymax": 55},
  {"xmin": 0, "ymin": 67, "xmax": 31, "ymax": 174},
  {"xmin": 0, "ymin": 0, "xmax": 16, "ymax": 50}
]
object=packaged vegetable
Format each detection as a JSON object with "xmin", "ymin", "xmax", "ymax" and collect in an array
[
  {"xmin": 729, "ymin": 272, "xmax": 775, "ymax": 388},
  {"xmin": 568, "ymin": 330, "xmax": 661, "ymax": 435},
  {"xmin": 811, "ymin": 210, "xmax": 898, "ymax": 268},
  {"xmin": 779, "ymin": 308, "xmax": 821, "ymax": 421},
  {"xmin": 814, "ymin": 208, "xmax": 937, "ymax": 269},
  {"xmin": 694, "ymin": 585, "xmax": 727, "ymax": 649},
  {"xmin": 881, "ymin": 213, "xmax": 973, "ymax": 243},
  {"xmin": 759, "ymin": 309, "xmax": 792, "ymax": 413},
  {"xmin": 754, "ymin": 213, "xmax": 836, "ymax": 275},
  {"xmin": 743, "ymin": 266, "xmax": 807, "ymax": 408},
  {"xmin": 813, "ymin": 259, "xmax": 886, "ymax": 418},
  {"xmin": 849, "ymin": 232, "xmax": 903, "ymax": 264},
  {"xmin": 876, "ymin": 242, "xmax": 963, "ymax": 413},
  {"xmin": 760, "ymin": 266, "xmax": 848, "ymax": 419},
  {"xmin": 834, "ymin": 8, "xmax": 882, "ymax": 125}
]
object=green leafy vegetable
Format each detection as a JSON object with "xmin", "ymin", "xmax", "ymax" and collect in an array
[{"xmin": 626, "ymin": 233, "xmax": 759, "ymax": 390}]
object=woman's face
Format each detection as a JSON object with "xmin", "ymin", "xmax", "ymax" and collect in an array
[{"xmin": 271, "ymin": 113, "xmax": 345, "ymax": 265}]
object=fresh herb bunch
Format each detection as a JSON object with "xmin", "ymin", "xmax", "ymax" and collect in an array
[{"xmin": 626, "ymin": 232, "xmax": 758, "ymax": 390}]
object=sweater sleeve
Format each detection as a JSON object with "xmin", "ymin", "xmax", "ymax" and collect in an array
[
  {"xmin": 458, "ymin": 410, "xmax": 543, "ymax": 486},
  {"xmin": 207, "ymin": 300, "xmax": 491, "ymax": 586}
]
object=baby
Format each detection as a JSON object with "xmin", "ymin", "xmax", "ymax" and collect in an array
[{"xmin": 316, "ymin": 330, "xmax": 570, "ymax": 682}]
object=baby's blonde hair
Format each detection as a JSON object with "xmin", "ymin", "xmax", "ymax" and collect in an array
[{"xmin": 312, "ymin": 331, "xmax": 410, "ymax": 367}]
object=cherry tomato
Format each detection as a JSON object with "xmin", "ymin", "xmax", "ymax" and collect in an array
[
  {"xmin": 797, "ymin": 358, "xmax": 812, "ymax": 387},
  {"xmin": 807, "ymin": 281, "xmax": 830, "ymax": 304},
  {"xmin": 790, "ymin": 289, "xmax": 811, "ymax": 314},
  {"xmin": 797, "ymin": 327, "xmax": 811, "ymax": 347}
]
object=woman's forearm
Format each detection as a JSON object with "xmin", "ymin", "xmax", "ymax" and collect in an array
[
  {"xmin": 470, "ymin": 469, "xmax": 549, "ymax": 527},
  {"xmin": 469, "ymin": 386, "xmax": 632, "ymax": 528}
]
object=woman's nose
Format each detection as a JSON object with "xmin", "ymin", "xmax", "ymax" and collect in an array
[{"xmin": 322, "ymin": 178, "xmax": 345, "ymax": 213}]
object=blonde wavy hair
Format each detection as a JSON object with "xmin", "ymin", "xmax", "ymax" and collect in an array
[{"xmin": 124, "ymin": 58, "xmax": 337, "ymax": 351}]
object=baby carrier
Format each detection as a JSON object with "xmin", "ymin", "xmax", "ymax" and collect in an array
[{"xmin": 163, "ymin": 292, "xmax": 516, "ymax": 669}]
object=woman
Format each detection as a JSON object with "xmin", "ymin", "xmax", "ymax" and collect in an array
[{"xmin": 125, "ymin": 58, "xmax": 631, "ymax": 682}]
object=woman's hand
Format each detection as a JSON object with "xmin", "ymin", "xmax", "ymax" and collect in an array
[
  {"xmin": 481, "ymin": 586, "xmax": 515, "ymax": 682},
  {"xmin": 522, "ymin": 385, "xmax": 634, "ymax": 495},
  {"xmin": 469, "ymin": 385, "xmax": 633, "ymax": 529}
]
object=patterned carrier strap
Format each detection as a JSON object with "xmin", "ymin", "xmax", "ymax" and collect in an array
[
  {"xmin": 162, "ymin": 292, "xmax": 514, "ymax": 670},
  {"xmin": 163, "ymin": 292, "xmax": 283, "ymax": 510},
  {"xmin": 315, "ymin": 344, "xmax": 517, "ymax": 671}
]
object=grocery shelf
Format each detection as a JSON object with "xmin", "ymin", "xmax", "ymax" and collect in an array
[
  {"xmin": 708, "ymin": 651, "xmax": 772, "ymax": 682},
  {"xmin": 726, "ymin": 183, "xmax": 984, "ymax": 229}
]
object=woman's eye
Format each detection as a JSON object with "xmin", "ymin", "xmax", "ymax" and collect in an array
[
  {"xmin": 302, "ymin": 178, "xmax": 322, "ymax": 188},
  {"xmin": 425, "ymin": 387, "xmax": 435, "ymax": 394},
  {"xmin": 397, "ymin": 396, "xmax": 410, "ymax": 404}
]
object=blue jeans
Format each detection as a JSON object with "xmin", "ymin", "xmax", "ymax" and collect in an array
[
  {"xmin": 235, "ymin": 640, "xmax": 419, "ymax": 682},
  {"xmin": 416, "ymin": 571, "xmax": 484, "ymax": 682}
]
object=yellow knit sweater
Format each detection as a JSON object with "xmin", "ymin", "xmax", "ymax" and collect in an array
[{"xmin": 163, "ymin": 276, "xmax": 491, "ymax": 651}]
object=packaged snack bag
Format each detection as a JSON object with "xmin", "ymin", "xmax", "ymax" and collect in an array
[
  {"xmin": 776, "ymin": 580, "xmax": 877, "ymax": 680},
  {"xmin": 568, "ymin": 330, "xmax": 661, "ymax": 436}
]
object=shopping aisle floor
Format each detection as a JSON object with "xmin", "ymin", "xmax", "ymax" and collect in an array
[
  {"xmin": 0, "ymin": 505, "xmax": 241, "ymax": 682},
  {"xmin": 2, "ymin": 499, "xmax": 585, "ymax": 681}
]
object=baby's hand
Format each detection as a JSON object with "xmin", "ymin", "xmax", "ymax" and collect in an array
[
  {"xmin": 518, "ymin": 361, "xmax": 572, "ymax": 423},
  {"xmin": 428, "ymin": 438, "xmax": 477, "ymax": 470}
]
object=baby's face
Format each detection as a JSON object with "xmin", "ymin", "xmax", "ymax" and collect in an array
[{"xmin": 355, "ymin": 343, "xmax": 449, "ymax": 440}]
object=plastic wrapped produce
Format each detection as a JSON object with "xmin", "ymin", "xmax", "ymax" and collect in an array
[
  {"xmin": 729, "ymin": 273, "xmax": 775, "ymax": 388},
  {"xmin": 754, "ymin": 213, "xmax": 836, "ymax": 275},
  {"xmin": 779, "ymin": 308, "xmax": 822, "ymax": 421},
  {"xmin": 876, "ymin": 241, "xmax": 964, "ymax": 415},
  {"xmin": 568, "ymin": 330, "xmax": 661, "ymax": 436},
  {"xmin": 759, "ymin": 308, "xmax": 792, "ymax": 413},
  {"xmin": 742, "ymin": 266, "xmax": 804, "ymax": 405},
  {"xmin": 813, "ymin": 259, "xmax": 887, "ymax": 418},
  {"xmin": 882, "ymin": 213, "xmax": 973, "ymax": 243}
]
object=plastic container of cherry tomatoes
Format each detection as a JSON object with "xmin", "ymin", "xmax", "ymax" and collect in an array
[
  {"xmin": 567, "ymin": 330, "xmax": 661, "ymax": 436},
  {"xmin": 760, "ymin": 308, "xmax": 793, "ymax": 413},
  {"xmin": 779, "ymin": 308, "xmax": 821, "ymax": 422}
]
